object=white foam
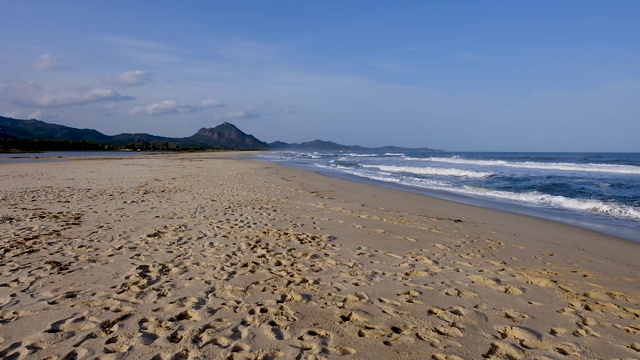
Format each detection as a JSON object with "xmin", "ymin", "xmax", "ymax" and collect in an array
[
  {"xmin": 361, "ymin": 164, "xmax": 494, "ymax": 178},
  {"xmin": 456, "ymin": 186, "xmax": 640, "ymax": 221},
  {"xmin": 314, "ymin": 163, "xmax": 451, "ymax": 186},
  {"xmin": 344, "ymin": 153, "xmax": 377, "ymax": 157},
  {"xmin": 312, "ymin": 162, "xmax": 640, "ymax": 221},
  {"xmin": 416, "ymin": 157, "xmax": 640, "ymax": 175},
  {"xmin": 263, "ymin": 152, "xmax": 640, "ymax": 224}
]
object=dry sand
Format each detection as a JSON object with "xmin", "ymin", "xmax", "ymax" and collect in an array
[{"xmin": 0, "ymin": 152, "xmax": 638, "ymax": 360}]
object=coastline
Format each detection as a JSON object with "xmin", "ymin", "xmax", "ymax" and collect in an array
[
  {"xmin": 312, "ymin": 166, "xmax": 640, "ymax": 243},
  {"xmin": 258, "ymin": 151, "xmax": 640, "ymax": 243},
  {"xmin": 1, "ymin": 152, "xmax": 638, "ymax": 359}
]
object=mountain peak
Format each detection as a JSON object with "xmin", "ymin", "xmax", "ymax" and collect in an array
[{"xmin": 192, "ymin": 122, "xmax": 267, "ymax": 149}]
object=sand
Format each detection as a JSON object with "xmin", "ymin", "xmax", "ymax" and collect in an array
[{"xmin": 0, "ymin": 152, "xmax": 638, "ymax": 360}]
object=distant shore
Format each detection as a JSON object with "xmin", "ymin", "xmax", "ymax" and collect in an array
[{"xmin": 1, "ymin": 152, "xmax": 638, "ymax": 359}]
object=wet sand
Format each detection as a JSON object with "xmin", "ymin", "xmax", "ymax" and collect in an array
[{"xmin": 1, "ymin": 152, "xmax": 639, "ymax": 359}]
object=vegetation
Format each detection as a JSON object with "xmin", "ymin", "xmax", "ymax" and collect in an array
[
  {"xmin": 0, "ymin": 138, "xmax": 110, "ymax": 153},
  {"xmin": 0, "ymin": 138, "xmax": 213, "ymax": 153}
]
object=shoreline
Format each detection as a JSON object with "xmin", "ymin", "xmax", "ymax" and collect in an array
[
  {"xmin": 257, "ymin": 156, "xmax": 639, "ymax": 267},
  {"xmin": 311, "ymin": 165, "xmax": 640, "ymax": 243},
  {"xmin": 1, "ymin": 153, "xmax": 638, "ymax": 359},
  {"xmin": 258, "ymin": 152, "xmax": 640, "ymax": 243}
]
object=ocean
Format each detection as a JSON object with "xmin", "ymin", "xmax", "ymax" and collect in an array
[{"xmin": 256, "ymin": 151, "xmax": 640, "ymax": 242}]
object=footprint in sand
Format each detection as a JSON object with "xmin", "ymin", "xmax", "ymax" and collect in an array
[
  {"xmin": 483, "ymin": 341, "xmax": 525, "ymax": 359},
  {"xmin": 495, "ymin": 325, "xmax": 552, "ymax": 350},
  {"xmin": 46, "ymin": 314, "xmax": 100, "ymax": 333},
  {"xmin": 294, "ymin": 328, "xmax": 356, "ymax": 357}
]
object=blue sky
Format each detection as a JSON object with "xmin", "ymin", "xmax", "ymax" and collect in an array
[{"xmin": 1, "ymin": 1, "xmax": 639, "ymax": 151}]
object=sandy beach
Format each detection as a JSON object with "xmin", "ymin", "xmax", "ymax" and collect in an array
[{"xmin": 1, "ymin": 152, "xmax": 638, "ymax": 360}]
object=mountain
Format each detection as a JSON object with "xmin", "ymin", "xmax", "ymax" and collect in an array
[
  {"xmin": 0, "ymin": 116, "xmax": 438, "ymax": 152},
  {"xmin": 0, "ymin": 117, "xmax": 267, "ymax": 150},
  {"xmin": 269, "ymin": 140, "xmax": 438, "ymax": 152},
  {"xmin": 270, "ymin": 140, "xmax": 355, "ymax": 151},
  {"xmin": 0, "ymin": 117, "xmax": 113, "ymax": 143},
  {"xmin": 181, "ymin": 123, "xmax": 267, "ymax": 149}
]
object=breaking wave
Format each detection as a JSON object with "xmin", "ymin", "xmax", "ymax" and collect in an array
[
  {"xmin": 361, "ymin": 164, "xmax": 494, "ymax": 178},
  {"xmin": 417, "ymin": 157, "xmax": 640, "ymax": 175},
  {"xmin": 455, "ymin": 187, "xmax": 640, "ymax": 221}
]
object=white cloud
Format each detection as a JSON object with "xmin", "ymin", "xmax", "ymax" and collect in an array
[
  {"xmin": 2, "ymin": 111, "xmax": 23, "ymax": 118},
  {"xmin": 130, "ymin": 99, "xmax": 224, "ymax": 116},
  {"xmin": 201, "ymin": 99, "xmax": 225, "ymax": 108},
  {"xmin": 218, "ymin": 101, "xmax": 293, "ymax": 120},
  {"xmin": 1, "ymin": 109, "xmax": 56, "ymax": 121},
  {"xmin": 32, "ymin": 54, "xmax": 71, "ymax": 71},
  {"xmin": 130, "ymin": 100, "xmax": 195, "ymax": 115},
  {"xmin": 103, "ymin": 70, "xmax": 153, "ymax": 87},
  {"xmin": 100, "ymin": 35, "xmax": 177, "ymax": 52},
  {"xmin": 20, "ymin": 110, "xmax": 58, "ymax": 121},
  {"xmin": 0, "ymin": 81, "xmax": 134, "ymax": 109},
  {"xmin": 222, "ymin": 110, "xmax": 259, "ymax": 120},
  {"xmin": 99, "ymin": 35, "xmax": 186, "ymax": 65},
  {"xmin": 34, "ymin": 89, "xmax": 134, "ymax": 108},
  {"xmin": 0, "ymin": 81, "xmax": 43, "ymax": 100},
  {"xmin": 27, "ymin": 110, "xmax": 45, "ymax": 119}
]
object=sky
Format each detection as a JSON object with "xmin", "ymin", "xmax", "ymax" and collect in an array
[{"xmin": 1, "ymin": 1, "xmax": 639, "ymax": 151}]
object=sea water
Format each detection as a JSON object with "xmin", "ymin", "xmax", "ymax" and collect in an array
[{"xmin": 257, "ymin": 151, "xmax": 640, "ymax": 242}]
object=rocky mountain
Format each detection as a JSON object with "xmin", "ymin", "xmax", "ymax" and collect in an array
[{"xmin": 182, "ymin": 123, "xmax": 267, "ymax": 149}]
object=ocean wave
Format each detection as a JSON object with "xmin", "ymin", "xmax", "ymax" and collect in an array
[
  {"xmin": 414, "ymin": 157, "xmax": 640, "ymax": 174},
  {"xmin": 458, "ymin": 187, "xmax": 640, "ymax": 221},
  {"xmin": 343, "ymin": 153, "xmax": 378, "ymax": 157},
  {"xmin": 312, "ymin": 162, "xmax": 640, "ymax": 221},
  {"xmin": 361, "ymin": 165, "xmax": 494, "ymax": 178},
  {"xmin": 314, "ymin": 163, "xmax": 451, "ymax": 187},
  {"xmin": 341, "ymin": 152, "xmax": 405, "ymax": 158}
]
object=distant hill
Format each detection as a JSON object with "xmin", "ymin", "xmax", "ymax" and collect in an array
[
  {"xmin": 0, "ymin": 116, "xmax": 267, "ymax": 150},
  {"xmin": 0, "ymin": 116, "xmax": 438, "ymax": 152},
  {"xmin": 0, "ymin": 117, "xmax": 113, "ymax": 143},
  {"xmin": 269, "ymin": 139, "xmax": 438, "ymax": 152}
]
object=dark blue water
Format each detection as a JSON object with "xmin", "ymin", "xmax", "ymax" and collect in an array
[{"xmin": 257, "ymin": 151, "xmax": 640, "ymax": 242}]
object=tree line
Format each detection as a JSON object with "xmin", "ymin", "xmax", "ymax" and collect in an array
[{"xmin": 0, "ymin": 138, "xmax": 210, "ymax": 153}]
